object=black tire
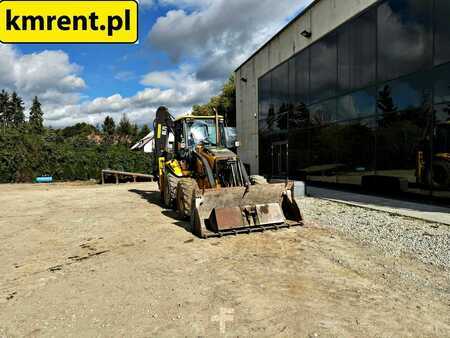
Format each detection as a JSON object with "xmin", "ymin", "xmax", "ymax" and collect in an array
[
  {"xmin": 432, "ymin": 161, "xmax": 450, "ymax": 189},
  {"xmin": 163, "ymin": 172, "xmax": 178, "ymax": 208},
  {"xmin": 176, "ymin": 178, "xmax": 199, "ymax": 219},
  {"xmin": 250, "ymin": 175, "xmax": 268, "ymax": 185}
]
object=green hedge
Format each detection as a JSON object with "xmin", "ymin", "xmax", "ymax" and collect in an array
[{"xmin": 0, "ymin": 127, "xmax": 151, "ymax": 183}]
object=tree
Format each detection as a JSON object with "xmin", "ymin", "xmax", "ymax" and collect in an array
[
  {"xmin": 192, "ymin": 104, "xmax": 212, "ymax": 116},
  {"xmin": 192, "ymin": 75, "xmax": 236, "ymax": 126},
  {"xmin": 29, "ymin": 96, "xmax": 44, "ymax": 133},
  {"xmin": 61, "ymin": 123, "xmax": 97, "ymax": 138},
  {"xmin": 221, "ymin": 74, "xmax": 236, "ymax": 126},
  {"xmin": 117, "ymin": 114, "xmax": 133, "ymax": 139},
  {"xmin": 138, "ymin": 124, "xmax": 151, "ymax": 140},
  {"xmin": 377, "ymin": 85, "xmax": 397, "ymax": 114},
  {"xmin": 132, "ymin": 123, "xmax": 139, "ymax": 137},
  {"xmin": 267, "ymin": 104, "xmax": 276, "ymax": 129},
  {"xmin": 377, "ymin": 85, "xmax": 398, "ymax": 128},
  {"xmin": 102, "ymin": 116, "xmax": 116, "ymax": 136},
  {"xmin": 0, "ymin": 90, "xmax": 153, "ymax": 183},
  {"xmin": 0, "ymin": 90, "xmax": 9, "ymax": 128},
  {"xmin": 9, "ymin": 92, "xmax": 25, "ymax": 127}
]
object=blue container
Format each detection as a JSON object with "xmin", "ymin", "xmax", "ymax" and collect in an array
[{"xmin": 35, "ymin": 176, "xmax": 53, "ymax": 183}]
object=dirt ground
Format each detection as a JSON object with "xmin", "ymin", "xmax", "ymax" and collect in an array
[{"xmin": 0, "ymin": 182, "xmax": 449, "ymax": 337}]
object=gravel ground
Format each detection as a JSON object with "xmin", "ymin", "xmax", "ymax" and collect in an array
[
  {"xmin": 1, "ymin": 183, "xmax": 449, "ymax": 336},
  {"xmin": 299, "ymin": 197, "xmax": 450, "ymax": 271}
]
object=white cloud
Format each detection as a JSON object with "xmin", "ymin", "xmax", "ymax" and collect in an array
[
  {"xmin": 0, "ymin": 1, "xmax": 316, "ymax": 128},
  {"xmin": 0, "ymin": 45, "xmax": 85, "ymax": 108},
  {"xmin": 44, "ymin": 66, "xmax": 220, "ymax": 128},
  {"xmin": 0, "ymin": 45, "xmax": 218, "ymax": 128},
  {"xmin": 149, "ymin": 0, "xmax": 313, "ymax": 80},
  {"xmin": 139, "ymin": 0, "xmax": 155, "ymax": 8},
  {"xmin": 158, "ymin": 0, "xmax": 212, "ymax": 9},
  {"xmin": 141, "ymin": 70, "xmax": 179, "ymax": 88},
  {"xmin": 114, "ymin": 71, "xmax": 136, "ymax": 81}
]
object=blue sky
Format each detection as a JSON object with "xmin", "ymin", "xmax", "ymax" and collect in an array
[
  {"xmin": 0, "ymin": 0, "xmax": 312, "ymax": 127},
  {"xmin": 18, "ymin": 5, "xmax": 169, "ymax": 98}
]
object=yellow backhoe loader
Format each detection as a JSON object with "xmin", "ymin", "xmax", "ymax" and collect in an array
[
  {"xmin": 417, "ymin": 120, "xmax": 450, "ymax": 189},
  {"xmin": 153, "ymin": 106, "xmax": 303, "ymax": 238}
]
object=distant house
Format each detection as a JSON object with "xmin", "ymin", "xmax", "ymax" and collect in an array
[
  {"xmin": 131, "ymin": 131, "xmax": 175, "ymax": 153},
  {"xmin": 131, "ymin": 131, "xmax": 154, "ymax": 153}
]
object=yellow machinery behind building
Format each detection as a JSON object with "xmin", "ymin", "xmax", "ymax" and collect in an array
[{"xmin": 417, "ymin": 121, "xmax": 450, "ymax": 189}]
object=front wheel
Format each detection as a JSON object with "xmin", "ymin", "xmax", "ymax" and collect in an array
[
  {"xmin": 176, "ymin": 178, "xmax": 199, "ymax": 219},
  {"xmin": 163, "ymin": 173, "xmax": 178, "ymax": 208}
]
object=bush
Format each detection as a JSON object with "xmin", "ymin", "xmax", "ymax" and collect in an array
[{"xmin": 0, "ymin": 126, "xmax": 152, "ymax": 183}]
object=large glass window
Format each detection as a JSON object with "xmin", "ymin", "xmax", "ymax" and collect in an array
[
  {"xmin": 259, "ymin": 119, "xmax": 270, "ymax": 135},
  {"xmin": 259, "ymin": 135, "xmax": 272, "ymax": 176},
  {"xmin": 433, "ymin": 105, "xmax": 450, "ymax": 146},
  {"xmin": 435, "ymin": 105, "xmax": 450, "ymax": 127},
  {"xmin": 375, "ymin": 115, "xmax": 427, "ymax": 186},
  {"xmin": 290, "ymin": 51, "xmax": 310, "ymax": 131},
  {"xmin": 335, "ymin": 118, "xmax": 376, "ymax": 185},
  {"xmin": 308, "ymin": 126, "xmax": 339, "ymax": 184},
  {"xmin": 377, "ymin": 72, "xmax": 432, "ymax": 123},
  {"xmin": 338, "ymin": 9, "xmax": 376, "ymax": 93},
  {"xmin": 377, "ymin": 0, "xmax": 433, "ymax": 82},
  {"xmin": 256, "ymin": 0, "xmax": 450, "ymax": 201},
  {"xmin": 288, "ymin": 59, "xmax": 296, "ymax": 104},
  {"xmin": 270, "ymin": 63, "xmax": 289, "ymax": 131},
  {"xmin": 309, "ymin": 99, "xmax": 337, "ymax": 126},
  {"xmin": 376, "ymin": 74, "xmax": 432, "ymax": 192},
  {"xmin": 266, "ymin": 107, "xmax": 287, "ymax": 134},
  {"xmin": 431, "ymin": 60, "xmax": 449, "ymax": 194},
  {"xmin": 258, "ymin": 73, "xmax": 271, "ymax": 121},
  {"xmin": 290, "ymin": 103, "xmax": 311, "ymax": 130},
  {"xmin": 431, "ymin": 104, "xmax": 450, "ymax": 198},
  {"xmin": 434, "ymin": 64, "xmax": 450, "ymax": 105},
  {"xmin": 435, "ymin": 0, "xmax": 450, "ymax": 66},
  {"xmin": 288, "ymin": 129, "xmax": 310, "ymax": 179},
  {"xmin": 294, "ymin": 50, "xmax": 310, "ymax": 105},
  {"xmin": 271, "ymin": 67, "xmax": 281, "ymax": 117},
  {"xmin": 288, "ymin": 58, "xmax": 296, "ymax": 129},
  {"xmin": 337, "ymin": 87, "xmax": 377, "ymax": 121},
  {"xmin": 310, "ymin": 33, "xmax": 337, "ymax": 103}
]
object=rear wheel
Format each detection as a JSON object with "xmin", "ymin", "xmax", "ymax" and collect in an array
[
  {"xmin": 163, "ymin": 172, "xmax": 178, "ymax": 208},
  {"xmin": 176, "ymin": 178, "xmax": 199, "ymax": 219},
  {"xmin": 250, "ymin": 175, "xmax": 268, "ymax": 185}
]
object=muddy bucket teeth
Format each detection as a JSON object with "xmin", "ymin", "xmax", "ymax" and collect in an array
[{"xmin": 191, "ymin": 182, "xmax": 303, "ymax": 238}]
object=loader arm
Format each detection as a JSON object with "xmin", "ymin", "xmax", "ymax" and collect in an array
[{"xmin": 153, "ymin": 106, "xmax": 175, "ymax": 179}]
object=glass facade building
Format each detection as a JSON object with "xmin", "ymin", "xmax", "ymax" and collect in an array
[{"xmin": 258, "ymin": 0, "xmax": 450, "ymax": 202}]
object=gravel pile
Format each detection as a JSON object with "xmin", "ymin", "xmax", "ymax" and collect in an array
[{"xmin": 299, "ymin": 198, "xmax": 450, "ymax": 271}]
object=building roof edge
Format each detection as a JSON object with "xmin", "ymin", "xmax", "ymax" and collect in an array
[{"xmin": 234, "ymin": 0, "xmax": 321, "ymax": 73}]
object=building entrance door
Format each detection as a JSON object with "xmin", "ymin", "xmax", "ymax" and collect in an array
[{"xmin": 272, "ymin": 142, "xmax": 288, "ymax": 178}]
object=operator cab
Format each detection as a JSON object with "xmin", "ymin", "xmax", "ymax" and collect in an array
[
  {"xmin": 173, "ymin": 116, "xmax": 236, "ymax": 153},
  {"xmin": 186, "ymin": 119, "xmax": 223, "ymax": 148}
]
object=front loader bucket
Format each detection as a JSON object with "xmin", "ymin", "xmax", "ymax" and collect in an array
[{"xmin": 191, "ymin": 182, "xmax": 303, "ymax": 238}]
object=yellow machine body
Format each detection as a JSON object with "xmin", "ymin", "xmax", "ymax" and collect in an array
[{"xmin": 154, "ymin": 110, "xmax": 303, "ymax": 238}]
